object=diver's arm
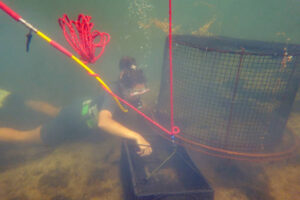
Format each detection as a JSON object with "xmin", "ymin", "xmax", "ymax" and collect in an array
[{"xmin": 98, "ymin": 109, "xmax": 152, "ymax": 156}]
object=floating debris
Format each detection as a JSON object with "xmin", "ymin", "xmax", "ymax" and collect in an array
[
  {"xmin": 138, "ymin": 18, "xmax": 181, "ymax": 34},
  {"xmin": 191, "ymin": 16, "xmax": 216, "ymax": 36}
]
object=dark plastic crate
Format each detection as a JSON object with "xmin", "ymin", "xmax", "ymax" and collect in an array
[{"xmin": 120, "ymin": 139, "xmax": 214, "ymax": 200}]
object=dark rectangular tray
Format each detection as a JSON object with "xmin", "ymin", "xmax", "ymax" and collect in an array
[{"xmin": 120, "ymin": 139, "xmax": 214, "ymax": 200}]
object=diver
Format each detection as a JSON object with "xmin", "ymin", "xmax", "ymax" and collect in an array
[{"xmin": 0, "ymin": 56, "xmax": 152, "ymax": 157}]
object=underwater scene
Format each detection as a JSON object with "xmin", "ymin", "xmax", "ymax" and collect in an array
[{"xmin": 0, "ymin": 0, "xmax": 300, "ymax": 199}]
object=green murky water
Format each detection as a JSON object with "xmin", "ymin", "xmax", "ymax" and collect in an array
[{"xmin": 0, "ymin": 0, "xmax": 300, "ymax": 199}]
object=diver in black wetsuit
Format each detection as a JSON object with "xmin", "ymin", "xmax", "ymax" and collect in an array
[{"xmin": 0, "ymin": 56, "xmax": 152, "ymax": 157}]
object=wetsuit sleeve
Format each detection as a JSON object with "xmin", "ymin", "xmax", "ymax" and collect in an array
[{"xmin": 100, "ymin": 84, "xmax": 118, "ymax": 114}]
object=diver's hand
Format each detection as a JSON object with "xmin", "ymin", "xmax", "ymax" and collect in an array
[{"xmin": 136, "ymin": 136, "xmax": 152, "ymax": 157}]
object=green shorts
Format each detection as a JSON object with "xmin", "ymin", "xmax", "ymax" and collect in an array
[{"xmin": 40, "ymin": 102, "xmax": 93, "ymax": 146}]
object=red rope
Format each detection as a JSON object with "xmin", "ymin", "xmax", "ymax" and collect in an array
[
  {"xmin": 176, "ymin": 134, "xmax": 299, "ymax": 158},
  {"xmin": 101, "ymin": 83, "xmax": 173, "ymax": 135},
  {"xmin": 148, "ymin": 113, "xmax": 299, "ymax": 161},
  {"xmin": 58, "ymin": 14, "xmax": 110, "ymax": 64},
  {"xmin": 164, "ymin": 0, "xmax": 296, "ymax": 160},
  {"xmin": 169, "ymin": 0, "xmax": 178, "ymax": 135},
  {"xmin": 58, "ymin": 13, "xmax": 176, "ymax": 136},
  {"xmin": 87, "ymin": 72, "xmax": 172, "ymax": 135}
]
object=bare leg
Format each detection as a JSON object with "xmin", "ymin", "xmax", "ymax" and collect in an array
[
  {"xmin": 0, "ymin": 126, "xmax": 42, "ymax": 144},
  {"xmin": 25, "ymin": 100, "xmax": 61, "ymax": 117}
]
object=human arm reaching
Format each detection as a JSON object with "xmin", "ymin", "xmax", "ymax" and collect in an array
[{"xmin": 98, "ymin": 109, "xmax": 152, "ymax": 156}]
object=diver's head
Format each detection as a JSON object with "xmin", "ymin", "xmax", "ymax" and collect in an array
[
  {"xmin": 118, "ymin": 57, "xmax": 149, "ymax": 109},
  {"xmin": 119, "ymin": 56, "xmax": 137, "ymax": 71}
]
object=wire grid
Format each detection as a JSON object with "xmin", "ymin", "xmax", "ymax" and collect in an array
[{"xmin": 157, "ymin": 36, "xmax": 300, "ymax": 153}]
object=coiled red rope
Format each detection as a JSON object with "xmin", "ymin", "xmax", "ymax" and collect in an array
[
  {"xmin": 58, "ymin": 12, "xmax": 178, "ymax": 136},
  {"xmin": 58, "ymin": 14, "xmax": 110, "ymax": 64}
]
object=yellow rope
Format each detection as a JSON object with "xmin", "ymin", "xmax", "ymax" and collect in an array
[
  {"xmin": 36, "ymin": 31, "xmax": 128, "ymax": 112},
  {"xmin": 36, "ymin": 31, "xmax": 51, "ymax": 42},
  {"xmin": 71, "ymin": 56, "xmax": 128, "ymax": 112}
]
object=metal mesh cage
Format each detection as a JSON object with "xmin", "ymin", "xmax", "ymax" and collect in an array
[{"xmin": 156, "ymin": 35, "xmax": 300, "ymax": 156}]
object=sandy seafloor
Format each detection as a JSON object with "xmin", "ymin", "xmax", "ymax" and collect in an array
[
  {"xmin": 1, "ymin": 0, "xmax": 300, "ymax": 199},
  {"xmin": 0, "ymin": 91, "xmax": 299, "ymax": 200}
]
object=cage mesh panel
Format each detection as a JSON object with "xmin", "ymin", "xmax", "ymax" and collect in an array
[{"xmin": 157, "ymin": 36, "xmax": 300, "ymax": 153}]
